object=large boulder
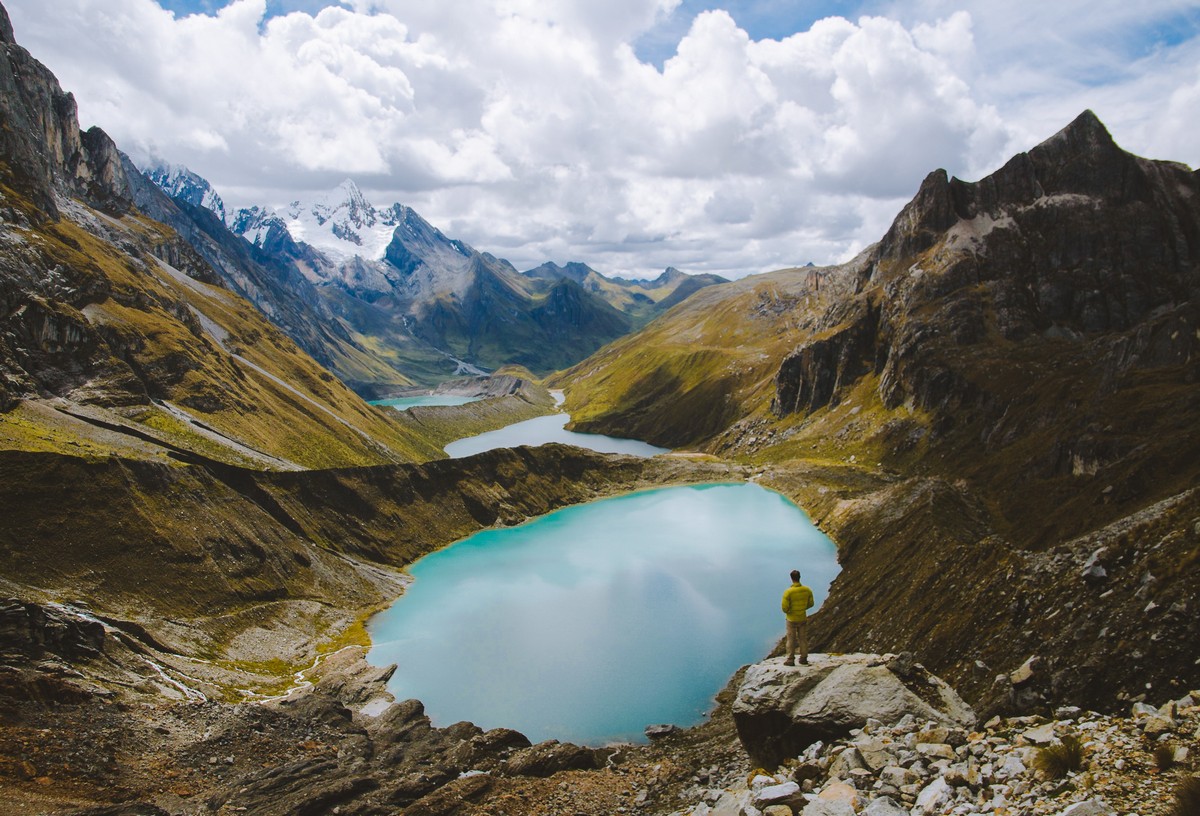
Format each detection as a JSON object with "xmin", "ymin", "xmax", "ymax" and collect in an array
[
  {"xmin": 500, "ymin": 740, "xmax": 598, "ymax": 777},
  {"xmin": 732, "ymin": 653, "xmax": 975, "ymax": 767}
]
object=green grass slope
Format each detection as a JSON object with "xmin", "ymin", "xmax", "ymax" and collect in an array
[
  {"xmin": 555, "ymin": 265, "xmax": 837, "ymax": 448},
  {"xmin": 0, "ymin": 185, "xmax": 443, "ymax": 468}
]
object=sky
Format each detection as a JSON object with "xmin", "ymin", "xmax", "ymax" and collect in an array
[{"xmin": 5, "ymin": 1, "xmax": 1200, "ymax": 279}]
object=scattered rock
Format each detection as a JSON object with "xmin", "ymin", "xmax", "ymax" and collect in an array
[
  {"xmin": 800, "ymin": 799, "xmax": 855, "ymax": 816},
  {"xmin": 913, "ymin": 776, "xmax": 953, "ymax": 814},
  {"xmin": 753, "ymin": 780, "xmax": 800, "ymax": 808},
  {"xmin": 1055, "ymin": 798, "xmax": 1117, "ymax": 816},
  {"xmin": 1020, "ymin": 722, "xmax": 1058, "ymax": 745},
  {"xmin": 1141, "ymin": 715, "xmax": 1175, "ymax": 737},
  {"xmin": 1009, "ymin": 655, "xmax": 1042, "ymax": 686},
  {"xmin": 817, "ymin": 780, "xmax": 860, "ymax": 809},
  {"xmin": 863, "ymin": 796, "xmax": 908, "ymax": 816},
  {"xmin": 646, "ymin": 723, "xmax": 680, "ymax": 740},
  {"xmin": 1080, "ymin": 549, "xmax": 1107, "ymax": 582},
  {"xmin": 680, "ymin": 678, "xmax": 1199, "ymax": 816}
]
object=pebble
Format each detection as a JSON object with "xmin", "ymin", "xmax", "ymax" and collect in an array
[{"xmin": 673, "ymin": 694, "xmax": 1200, "ymax": 816}]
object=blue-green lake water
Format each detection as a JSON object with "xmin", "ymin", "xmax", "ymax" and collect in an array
[
  {"xmin": 444, "ymin": 413, "xmax": 668, "ymax": 458},
  {"xmin": 371, "ymin": 395, "xmax": 482, "ymax": 411},
  {"xmin": 366, "ymin": 483, "xmax": 838, "ymax": 746}
]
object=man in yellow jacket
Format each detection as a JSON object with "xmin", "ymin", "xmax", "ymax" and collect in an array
[{"xmin": 781, "ymin": 569, "xmax": 815, "ymax": 666}]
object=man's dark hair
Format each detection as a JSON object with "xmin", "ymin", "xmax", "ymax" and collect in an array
[{"xmin": 790, "ymin": 569, "xmax": 800, "ymax": 582}]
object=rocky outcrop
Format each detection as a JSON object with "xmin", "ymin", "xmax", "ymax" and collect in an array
[
  {"xmin": 0, "ymin": 599, "xmax": 105, "ymax": 660},
  {"xmin": 0, "ymin": 4, "xmax": 132, "ymax": 215},
  {"xmin": 732, "ymin": 654, "xmax": 975, "ymax": 768},
  {"xmin": 775, "ymin": 111, "xmax": 1200, "ymax": 424},
  {"xmin": 194, "ymin": 648, "xmax": 604, "ymax": 815},
  {"xmin": 772, "ymin": 301, "xmax": 880, "ymax": 415}
]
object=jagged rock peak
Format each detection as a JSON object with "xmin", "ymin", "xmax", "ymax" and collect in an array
[
  {"xmin": 654, "ymin": 267, "xmax": 687, "ymax": 285},
  {"xmin": 294, "ymin": 178, "xmax": 394, "ymax": 230},
  {"xmin": 142, "ymin": 160, "xmax": 227, "ymax": 222},
  {"xmin": 524, "ymin": 261, "xmax": 595, "ymax": 283},
  {"xmin": 876, "ymin": 110, "xmax": 1166, "ymax": 263},
  {"xmin": 1040, "ymin": 109, "xmax": 1116, "ymax": 158},
  {"xmin": 229, "ymin": 179, "xmax": 410, "ymax": 261}
]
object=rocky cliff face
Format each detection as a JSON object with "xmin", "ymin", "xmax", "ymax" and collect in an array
[
  {"xmin": 0, "ymin": 5, "xmax": 132, "ymax": 217},
  {"xmin": 775, "ymin": 111, "xmax": 1200, "ymax": 424}
]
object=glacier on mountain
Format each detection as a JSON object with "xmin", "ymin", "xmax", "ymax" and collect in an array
[
  {"xmin": 141, "ymin": 160, "xmax": 227, "ymax": 223},
  {"xmin": 278, "ymin": 179, "xmax": 407, "ymax": 262}
]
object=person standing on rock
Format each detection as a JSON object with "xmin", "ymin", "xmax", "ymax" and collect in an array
[{"xmin": 781, "ymin": 569, "xmax": 814, "ymax": 666}]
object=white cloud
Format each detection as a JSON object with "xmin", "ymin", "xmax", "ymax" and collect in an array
[{"xmin": 5, "ymin": 0, "xmax": 1198, "ymax": 279}]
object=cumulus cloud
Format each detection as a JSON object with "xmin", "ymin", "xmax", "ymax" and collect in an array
[{"xmin": 5, "ymin": 0, "xmax": 1198, "ymax": 278}]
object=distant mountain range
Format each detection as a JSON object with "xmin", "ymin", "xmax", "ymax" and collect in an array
[{"xmin": 137, "ymin": 168, "xmax": 727, "ymax": 391}]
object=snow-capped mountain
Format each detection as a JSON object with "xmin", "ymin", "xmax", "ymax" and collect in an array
[
  {"xmin": 141, "ymin": 160, "xmax": 227, "ymax": 223},
  {"xmin": 226, "ymin": 180, "xmax": 478, "ymax": 301},
  {"xmin": 141, "ymin": 166, "xmax": 720, "ymax": 382},
  {"xmin": 242, "ymin": 179, "xmax": 408, "ymax": 263}
]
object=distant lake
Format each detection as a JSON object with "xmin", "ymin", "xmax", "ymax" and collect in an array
[
  {"xmin": 366, "ymin": 483, "xmax": 838, "ymax": 746},
  {"xmin": 444, "ymin": 413, "xmax": 668, "ymax": 458},
  {"xmin": 371, "ymin": 395, "xmax": 482, "ymax": 411}
]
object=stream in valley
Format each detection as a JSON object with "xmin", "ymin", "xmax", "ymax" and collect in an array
[{"xmin": 366, "ymin": 483, "xmax": 838, "ymax": 745}]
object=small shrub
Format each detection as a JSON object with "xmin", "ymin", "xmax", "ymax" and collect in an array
[
  {"xmin": 1156, "ymin": 742, "xmax": 1178, "ymax": 771},
  {"xmin": 1034, "ymin": 734, "xmax": 1086, "ymax": 779},
  {"xmin": 1170, "ymin": 776, "xmax": 1200, "ymax": 816}
]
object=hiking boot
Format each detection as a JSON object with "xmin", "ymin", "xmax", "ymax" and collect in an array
[
  {"xmin": 799, "ymin": 658, "xmax": 809, "ymax": 665},
  {"xmin": 784, "ymin": 658, "xmax": 795, "ymax": 666}
]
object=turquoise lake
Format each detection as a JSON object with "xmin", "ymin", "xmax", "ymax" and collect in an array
[
  {"xmin": 444, "ymin": 413, "xmax": 668, "ymax": 458},
  {"xmin": 366, "ymin": 483, "xmax": 838, "ymax": 746},
  {"xmin": 371, "ymin": 395, "xmax": 482, "ymax": 411}
]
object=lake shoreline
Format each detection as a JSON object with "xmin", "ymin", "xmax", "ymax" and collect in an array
[{"xmin": 365, "ymin": 482, "xmax": 839, "ymax": 746}]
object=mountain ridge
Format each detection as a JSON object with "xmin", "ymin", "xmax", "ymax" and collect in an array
[
  {"xmin": 144, "ymin": 168, "xmax": 729, "ymax": 384},
  {"xmin": 558, "ymin": 110, "xmax": 1200, "ymax": 712}
]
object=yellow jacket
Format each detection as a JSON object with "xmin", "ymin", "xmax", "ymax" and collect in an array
[{"xmin": 781, "ymin": 582, "xmax": 814, "ymax": 622}]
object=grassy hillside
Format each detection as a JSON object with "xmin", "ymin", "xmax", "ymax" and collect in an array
[
  {"xmin": 554, "ymin": 265, "xmax": 839, "ymax": 447},
  {"xmin": 0, "ymin": 185, "xmax": 443, "ymax": 468}
]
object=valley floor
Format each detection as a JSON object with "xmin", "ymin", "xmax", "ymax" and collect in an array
[{"xmin": 1, "ymin": 447, "xmax": 1196, "ymax": 815}]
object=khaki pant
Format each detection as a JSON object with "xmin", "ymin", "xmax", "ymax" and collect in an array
[{"xmin": 786, "ymin": 619, "xmax": 808, "ymax": 663}]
